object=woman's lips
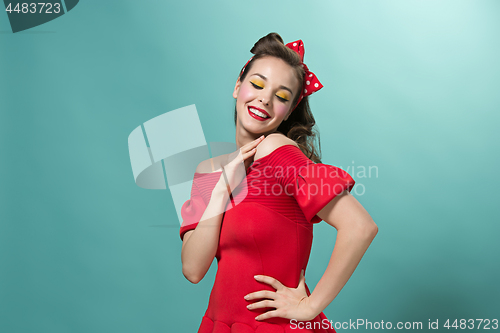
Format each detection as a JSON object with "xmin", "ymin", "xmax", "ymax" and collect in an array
[{"xmin": 247, "ymin": 106, "xmax": 270, "ymax": 121}]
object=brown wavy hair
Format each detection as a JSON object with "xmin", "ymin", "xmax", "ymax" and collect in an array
[{"xmin": 233, "ymin": 32, "xmax": 322, "ymax": 163}]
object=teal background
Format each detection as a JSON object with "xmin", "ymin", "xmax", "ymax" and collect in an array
[{"xmin": 1, "ymin": 0, "xmax": 499, "ymax": 332}]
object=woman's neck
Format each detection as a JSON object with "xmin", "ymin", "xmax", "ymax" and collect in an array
[{"xmin": 235, "ymin": 128, "xmax": 280, "ymax": 149}]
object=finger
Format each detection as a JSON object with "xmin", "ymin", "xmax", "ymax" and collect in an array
[
  {"xmin": 254, "ymin": 275, "xmax": 284, "ymax": 291},
  {"xmin": 253, "ymin": 134, "xmax": 265, "ymax": 142},
  {"xmin": 229, "ymin": 149, "xmax": 245, "ymax": 164},
  {"xmin": 255, "ymin": 134, "xmax": 265, "ymax": 141},
  {"xmin": 239, "ymin": 146, "xmax": 259, "ymax": 162},
  {"xmin": 244, "ymin": 290, "xmax": 275, "ymax": 301},
  {"xmin": 241, "ymin": 147, "xmax": 257, "ymax": 157},
  {"xmin": 298, "ymin": 269, "xmax": 306, "ymax": 289},
  {"xmin": 240, "ymin": 145, "xmax": 257, "ymax": 155},
  {"xmin": 246, "ymin": 299, "xmax": 278, "ymax": 311},
  {"xmin": 235, "ymin": 146, "xmax": 255, "ymax": 161},
  {"xmin": 240, "ymin": 145, "xmax": 259, "ymax": 159},
  {"xmin": 242, "ymin": 135, "xmax": 265, "ymax": 151},
  {"xmin": 255, "ymin": 309, "xmax": 282, "ymax": 321}
]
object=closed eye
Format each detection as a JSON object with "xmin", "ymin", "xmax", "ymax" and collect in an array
[
  {"xmin": 250, "ymin": 82, "xmax": 263, "ymax": 89},
  {"xmin": 251, "ymin": 81, "xmax": 289, "ymax": 103}
]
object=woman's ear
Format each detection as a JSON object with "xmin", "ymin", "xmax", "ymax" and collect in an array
[{"xmin": 233, "ymin": 77, "xmax": 241, "ymax": 99}]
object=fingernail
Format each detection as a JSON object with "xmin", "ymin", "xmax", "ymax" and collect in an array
[
  {"xmin": 244, "ymin": 295, "xmax": 249, "ymax": 300},
  {"xmin": 254, "ymin": 275, "xmax": 259, "ymax": 279}
]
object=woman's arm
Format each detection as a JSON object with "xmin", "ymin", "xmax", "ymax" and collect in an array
[
  {"xmin": 308, "ymin": 190, "xmax": 378, "ymax": 315},
  {"xmin": 181, "ymin": 135, "xmax": 265, "ymax": 284},
  {"xmin": 244, "ymin": 189, "xmax": 377, "ymax": 321},
  {"xmin": 181, "ymin": 177, "xmax": 229, "ymax": 284}
]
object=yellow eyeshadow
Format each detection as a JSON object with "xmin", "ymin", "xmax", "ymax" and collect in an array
[
  {"xmin": 249, "ymin": 78, "xmax": 289, "ymax": 101},
  {"xmin": 276, "ymin": 92, "xmax": 290, "ymax": 100},
  {"xmin": 250, "ymin": 79, "xmax": 264, "ymax": 88}
]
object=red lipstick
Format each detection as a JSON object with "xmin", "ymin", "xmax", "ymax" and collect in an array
[{"xmin": 247, "ymin": 106, "xmax": 270, "ymax": 121}]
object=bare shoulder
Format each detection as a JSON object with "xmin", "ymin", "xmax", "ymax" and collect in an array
[
  {"xmin": 254, "ymin": 133, "xmax": 299, "ymax": 161},
  {"xmin": 194, "ymin": 154, "xmax": 230, "ymax": 174}
]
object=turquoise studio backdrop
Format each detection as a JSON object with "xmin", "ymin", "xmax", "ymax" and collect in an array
[{"xmin": 1, "ymin": 0, "xmax": 499, "ymax": 332}]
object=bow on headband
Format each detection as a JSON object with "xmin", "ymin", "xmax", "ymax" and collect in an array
[{"xmin": 240, "ymin": 39, "xmax": 323, "ymax": 111}]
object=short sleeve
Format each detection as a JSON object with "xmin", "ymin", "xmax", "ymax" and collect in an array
[
  {"xmin": 268, "ymin": 145, "xmax": 355, "ymax": 224},
  {"xmin": 294, "ymin": 163, "xmax": 355, "ymax": 224},
  {"xmin": 179, "ymin": 178, "xmax": 207, "ymax": 241}
]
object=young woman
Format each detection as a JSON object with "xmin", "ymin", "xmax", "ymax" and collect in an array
[{"xmin": 179, "ymin": 32, "xmax": 378, "ymax": 333}]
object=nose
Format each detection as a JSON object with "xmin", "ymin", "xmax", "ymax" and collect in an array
[{"xmin": 259, "ymin": 91, "xmax": 272, "ymax": 106}]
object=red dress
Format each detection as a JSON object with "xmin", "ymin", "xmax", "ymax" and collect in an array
[{"xmin": 180, "ymin": 144, "xmax": 355, "ymax": 333}]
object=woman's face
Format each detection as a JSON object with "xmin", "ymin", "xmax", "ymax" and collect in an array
[{"xmin": 233, "ymin": 56, "xmax": 301, "ymax": 135}]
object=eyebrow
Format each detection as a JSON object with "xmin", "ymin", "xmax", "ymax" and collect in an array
[{"xmin": 250, "ymin": 73, "xmax": 294, "ymax": 95}]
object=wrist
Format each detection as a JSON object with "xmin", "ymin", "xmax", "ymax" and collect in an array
[
  {"xmin": 212, "ymin": 179, "xmax": 231, "ymax": 202},
  {"xmin": 307, "ymin": 293, "xmax": 326, "ymax": 318}
]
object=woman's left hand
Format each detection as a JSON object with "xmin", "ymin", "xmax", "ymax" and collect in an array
[{"xmin": 244, "ymin": 270, "xmax": 319, "ymax": 321}]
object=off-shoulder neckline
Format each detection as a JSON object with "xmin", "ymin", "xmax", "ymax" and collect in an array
[{"xmin": 194, "ymin": 144, "xmax": 300, "ymax": 176}]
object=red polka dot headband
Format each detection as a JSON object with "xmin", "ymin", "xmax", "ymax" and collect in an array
[{"xmin": 240, "ymin": 39, "xmax": 324, "ymax": 111}]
